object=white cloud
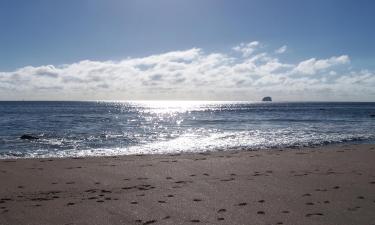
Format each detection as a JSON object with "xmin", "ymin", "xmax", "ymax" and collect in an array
[
  {"xmin": 275, "ymin": 45, "xmax": 287, "ymax": 54},
  {"xmin": 232, "ymin": 41, "xmax": 260, "ymax": 57},
  {"xmin": 329, "ymin": 71, "xmax": 337, "ymax": 75},
  {"xmin": 0, "ymin": 42, "xmax": 373, "ymax": 101},
  {"xmin": 293, "ymin": 55, "xmax": 350, "ymax": 75}
]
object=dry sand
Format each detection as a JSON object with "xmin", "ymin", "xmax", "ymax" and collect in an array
[{"xmin": 1, "ymin": 144, "xmax": 375, "ymax": 225}]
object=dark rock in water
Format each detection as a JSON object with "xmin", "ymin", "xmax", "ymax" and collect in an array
[
  {"xmin": 262, "ymin": 96, "xmax": 272, "ymax": 102},
  {"xmin": 20, "ymin": 135, "xmax": 39, "ymax": 140},
  {"xmin": 370, "ymin": 114, "xmax": 375, "ymax": 118}
]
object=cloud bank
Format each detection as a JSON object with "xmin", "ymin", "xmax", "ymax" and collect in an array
[{"xmin": 0, "ymin": 42, "xmax": 374, "ymax": 101}]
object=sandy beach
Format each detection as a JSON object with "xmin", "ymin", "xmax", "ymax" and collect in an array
[{"xmin": 1, "ymin": 144, "xmax": 375, "ymax": 225}]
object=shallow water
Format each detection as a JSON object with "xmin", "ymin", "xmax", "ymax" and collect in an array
[{"xmin": 0, "ymin": 101, "xmax": 374, "ymax": 158}]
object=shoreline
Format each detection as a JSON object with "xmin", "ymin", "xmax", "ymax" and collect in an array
[
  {"xmin": 2, "ymin": 141, "xmax": 374, "ymax": 160},
  {"xmin": 1, "ymin": 144, "xmax": 375, "ymax": 225}
]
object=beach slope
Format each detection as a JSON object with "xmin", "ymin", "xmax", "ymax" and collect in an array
[{"xmin": 1, "ymin": 144, "xmax": 375, "ymax": 225}]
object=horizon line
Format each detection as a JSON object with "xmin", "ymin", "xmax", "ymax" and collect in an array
[{"xmin": 0, "ymin": 100, "xmax": 374, "ymax": 103}]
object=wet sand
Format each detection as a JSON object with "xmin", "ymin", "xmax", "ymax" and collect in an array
[{"xmin": 1, "ymin": 144, "xmax": 375, "ymax": 225}]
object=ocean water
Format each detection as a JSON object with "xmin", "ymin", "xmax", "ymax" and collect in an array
[{"xmin": 0, "ymin": 101, "xmax": 374, "ymax": 158}]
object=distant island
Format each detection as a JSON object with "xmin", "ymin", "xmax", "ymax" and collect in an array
[{"xmin": 262, "ymin": 96, "xmax": 272, "ymax": 101}]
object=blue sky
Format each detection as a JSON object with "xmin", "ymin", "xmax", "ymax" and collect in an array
[
  {"xmin": 1, "ymin": 0, "xmax": 374, "ymax": 70},
  {"xmin": 0, "ymin": 0, "xmax": 374, "ymax": 101}
]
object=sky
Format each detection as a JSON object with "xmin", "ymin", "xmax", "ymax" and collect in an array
[{"xmin": 0, "ymin": 0, "xmax": 374, "ymax": 101}]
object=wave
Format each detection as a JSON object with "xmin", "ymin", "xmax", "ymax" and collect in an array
[{"xmin": 1, "ymin": 130, "xmax": 374, "ymax": 159}]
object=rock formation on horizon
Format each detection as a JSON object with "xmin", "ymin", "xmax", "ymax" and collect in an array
[{"xmin": 262, "ymin": 96, "xmax": 272, "ymax": 102}]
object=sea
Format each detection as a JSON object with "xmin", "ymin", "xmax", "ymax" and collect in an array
[{"xmin": 0, "ymin": 101, "xmax": 374, "ymax": 159}]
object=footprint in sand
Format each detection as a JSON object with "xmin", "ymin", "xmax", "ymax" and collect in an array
[
  {"xmin": 67, "ymin": 202, "xmax": 75, "ymax": 206},
  {"xmin": 305, "ymin": 213, "xmax": 323, "ymax": 217},
  {"xmin": 217, "ymin": 217, "xmax": 225, "ymax": 221},
  {"xmin": 217, "ymin": 208, "xmax": 226, "ymax": 213},
  {"xmin": 220, "ymin": 178, "xmax": 235, "ymax": 182},
  {"xmin": 143, "ymin": 220, "xmax": 156, "ymax": 225},
  {"xmin": 31, "ymin": 197, "xmax": 49, "ymax": 201},
  {"xmin": 190, "ymin": 219, "xmax": 200, "ymax": 223},
  {"xmin": 85, "ymin": 189, "xmax": 97, "ymax": 193},
  {"xmin": 193, "ymin": 198, "xmax": 202, "ymax": 202},
  {"xmin": 122, "ymin": 186, "xmax": 134, "ymax": 190},
  {"xmin": 237, "ymin": 202, "xmax": 247, "ymax": 206},
  {"xmin": 257, "ymin": 211, "xmax": 265, "ymax": 215},
  {"xmin": 175, "ymin": 180, "xmax": 188, "ymax": 184},
  {"xmin": 258, "ymin": 200, "xmax": 265, "ymax": 203},
  {"xmin": 2, "ymin": 209, "xmax": 9, "ymax": 213}
]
